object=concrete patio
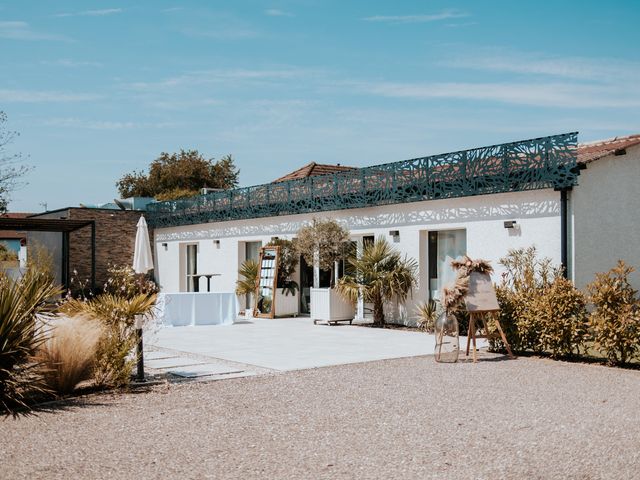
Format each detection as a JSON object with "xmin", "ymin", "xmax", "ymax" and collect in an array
[{"xmin": 145, "ymin": 317, "xmax": 484, "ymax": 376}]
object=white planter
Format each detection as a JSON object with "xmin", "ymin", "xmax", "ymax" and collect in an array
[
  {"xmin": 310, "ymin": 288, "xmax": 355, "ymax": 322},
  {"xmin": 275, "ymin": 289, "xmax": 299, "ymax": 317},
  {"xmin": 243, "ymin": 296, "xmax": 254, "ymax": 318}
]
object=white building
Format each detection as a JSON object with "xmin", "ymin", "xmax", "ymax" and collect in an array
[{"xmin": 148, "ymin": 133, "xmax": 640, "ymax": 324}]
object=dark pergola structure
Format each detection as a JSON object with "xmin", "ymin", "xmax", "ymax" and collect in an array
[{"xmin": 0, "ymin": 217, "xmax": 96, "ymax": 291}]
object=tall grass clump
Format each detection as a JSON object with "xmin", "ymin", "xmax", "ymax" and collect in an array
[{"xmin": 36, "ymin": 316, "xmax": 103, "ymax": 395}]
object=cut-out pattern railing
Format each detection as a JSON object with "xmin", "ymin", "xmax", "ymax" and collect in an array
[{"xmin": 147, "ymin": 132, "xmax": 578, "ymax": 228}]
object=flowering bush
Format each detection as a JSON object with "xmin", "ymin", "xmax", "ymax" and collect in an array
[{"xmin": 103, "ymin": 264, "xmax": 158, "ymax": 299}]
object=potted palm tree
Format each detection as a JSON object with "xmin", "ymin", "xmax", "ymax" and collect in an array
[
  {"xmin": 296, "ymin": 219, "xmax": 353, "ymax": 323},
  {"xmin": 337, "ymin": 237, "xmax": 418, "ymax": 326},
  {"xmin": 235, "ymin": 259, "xmax": 259, "ymax": 318}
]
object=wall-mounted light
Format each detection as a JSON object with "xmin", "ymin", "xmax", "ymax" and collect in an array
[
  {"xmin": 389, "ymin": 230, "xmax": 400, "ymax": 242},
  {"xmin": 503, "ymin": 220, "xmax": 517, "ymax": 229},
  {"xmin": 213, "ymin": 239, "xmax": 221, "ymax": 248},
  {"xmin": 271, "ymin": 236, "xmax": 279, "ymax": 242},
  {"xmin": 161, "ymin": 242, "xmax": 168, "ymax": 250}
]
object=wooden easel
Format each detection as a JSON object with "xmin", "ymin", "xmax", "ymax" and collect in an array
[
  {"xmin": 466, "ymin": 310, "xmax": 514, "ymax": 363},
  {"xmin": 464, "ymin": 272, "xmax": 515, "ymax": 363}
]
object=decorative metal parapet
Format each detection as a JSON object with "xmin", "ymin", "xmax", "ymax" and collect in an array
[{"xmin": 147, "ymin": 132, "xmax": 578, "ymax": 229}]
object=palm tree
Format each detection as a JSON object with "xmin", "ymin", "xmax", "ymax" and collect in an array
[
  {"xmin": 336, "ymin": 237, "xmax": 418, "ymax": 326},
  {"xmin": 235, "ymin": 259, "xmax": 259, "ymax": 309}
]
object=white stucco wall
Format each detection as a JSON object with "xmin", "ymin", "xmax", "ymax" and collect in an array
[
  {"xmin": 572, "ymin": 144, "xmax": 640, "ymax": 291},
  {"xmin": 154, "ymin": 188, "xmax": 562, "ymax": 322}
]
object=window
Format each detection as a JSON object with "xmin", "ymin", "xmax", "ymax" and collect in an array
[
  {"xmin": 428, "ymin": 230, "xmax": 466, "ymax": 300},
  {"xmin": 186, "ymin": 244, "xmax": 198, "ymax": 292}
]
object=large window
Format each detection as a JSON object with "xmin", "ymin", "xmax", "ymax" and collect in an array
[
  {"xmin": 428, "ymin": 230, "xmax": 467, "ymax": 300},
  {"xmin": 186, "ymin": 244, "xmax": 198, "ymax": 292}
]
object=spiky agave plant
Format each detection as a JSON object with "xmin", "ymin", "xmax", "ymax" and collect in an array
[
  {"xmin": 0, "ymin": 268, "xmax": 62, "ymax": 413},
  {"xmin": 337, "ymin": 237, "xmax": 417, "ymax": 326}
]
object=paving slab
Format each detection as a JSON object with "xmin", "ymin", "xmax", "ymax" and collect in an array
[
  {"xmin": 167, "ymin": 363, "xmax": 245, "ymax": 378},
  {"xmin": 145, "ymin": 357, "xmax": 206, "ymax": 370},
  {"xmin": 143, "ymin": 351, "xmax": 180, "ymax": 361},
  {"xmin": 149, "ymin": 317, "xmax": 486, "ymax": 371}
]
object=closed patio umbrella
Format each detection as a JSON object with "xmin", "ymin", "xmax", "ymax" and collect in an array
[
  {"xmin": 132, "ymin": 215, "xmax": 153, "ymax": 382},
  {"xmin": 133, "ymin": 215, "xmax": 154, "ymax": 274}
]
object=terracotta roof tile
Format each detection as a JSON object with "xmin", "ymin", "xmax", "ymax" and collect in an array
[
  {"xmin": 577, "ymin": 134, "xmax": 640, "ymax": 164},
  {"xmin": 272, "ymin": 162, "xmax": 356, "ymax": 183}
]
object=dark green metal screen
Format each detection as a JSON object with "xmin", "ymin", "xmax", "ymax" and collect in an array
[{"xmin": 147, "ymin": 132, "xmax": 578, "ymax": 229}]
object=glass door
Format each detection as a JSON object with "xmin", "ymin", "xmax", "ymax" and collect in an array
[
  {"xmin": 186, "ymin": 244, "xmax": 198, "ymax": 292},
  {"xmin": 428, "ymin": 230, "xmax": 466, "ymax": 300}
]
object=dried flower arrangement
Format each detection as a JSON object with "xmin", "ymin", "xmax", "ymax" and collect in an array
[{"xmin": 442, "ymin": 255, "xmax": 494, "ymax": 314}]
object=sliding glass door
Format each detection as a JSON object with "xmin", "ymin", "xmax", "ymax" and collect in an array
[{"xmin": 428, "ymin": 230, "xmax": 467, "ymax": 300}]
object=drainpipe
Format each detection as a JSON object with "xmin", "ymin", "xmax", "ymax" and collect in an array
[{"xmin": 560, "ymin": 189, "xmax": 568, "ymax": 279}]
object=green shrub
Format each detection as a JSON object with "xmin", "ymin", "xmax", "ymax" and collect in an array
[
  {"xmin": 492, "ymin": 286, "xmax": 523, "ymax": 352},
  {"xmin": 490, "ymin": 247, "xmax": 556, "ymax": 353},
  {"xmin": 490, "ymin": 247, "xmax": 586, "ymax": 357},
  {"xmin": 535, "ymin": 277, "xmax": 588, "ymax": 358},
  {"xmin": 415, "ymin": 300, "xmax": 441, "ymax": 333},
  {"xmin": 587, "ymin": 261, "xmax": 640, "ymax": 366},
  {"xmin": 61, "ymin": 293, "xmax": 156, "ymax": 387},
  {"xmin": 0, "ymin": 268, "xmax": 61, "ymax": 413}
]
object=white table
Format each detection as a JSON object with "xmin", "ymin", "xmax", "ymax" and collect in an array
[{"xmin": 156, "ymin": 292, "xmax": 238, "ymax": 327}]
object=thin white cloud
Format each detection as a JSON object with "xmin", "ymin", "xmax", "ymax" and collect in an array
[
  {"xmin": 54, "ymin": 8, "xmax": 122, "ymax": 18},
  {"xmin": 41, "ymin": 117, "xmax": 176, "ymax": 130},
  {"xmin": 180, "ymin": 27, "xmax": 259, "ymax": 40},
  {"xmin": 0, "ymin": 20, "xmax": 68, "ymax": 41},
  {"xmin": 353, "ymin": 81, "xmax": 640, "ymax": 109},
  {"xmin": 363, "ymin": 10, "xmax": 469, "ymax": 24},
  {"xmin": 0, "ymin": 89, "xmax": 101, "ymax": 103},
  {"xmin": 443, "ymin": 48, "xmax": 640, "ymax": 83},
  {"xmin": 265, "ymin": 9, "xmax": 294, "ymax": 17},
  {"xmin": 161, "ymin": 7, "xmax": 184, "ymax": 13},
  {"xmin": 127, "ymin": 68, "xmax": 315, "ymax": 90},
  {"xmin": 41, "ymin": 59, "xmax": 103, "ymax": 68}
]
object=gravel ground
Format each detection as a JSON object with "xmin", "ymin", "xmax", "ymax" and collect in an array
[{"xmin": 2, "ymin": 354, "xmax": 639, "ymax": 480}]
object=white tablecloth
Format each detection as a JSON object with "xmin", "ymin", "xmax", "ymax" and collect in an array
[{"xmin": 156, "ymin": 292, "xmax": 238, "ymax": 326}]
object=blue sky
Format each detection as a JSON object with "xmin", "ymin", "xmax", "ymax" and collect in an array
[{"xmin": 1, "ymin": 0, "xmax": 639, "ymax": 212}]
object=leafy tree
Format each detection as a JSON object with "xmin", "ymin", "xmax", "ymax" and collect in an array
[
  {"xmin": 337, "ymin": 237, "xmax": 418, "ymax": 326},
  {"xmin": 116, "ymin": 150, "xmax": 239, "ymax": 200},
  {"xmin": 0, "ymin": 111, "xmax": 30, "ymax": 214},
  {"xmin": 295, "ymin": 218, "xmax": 350, "ymax": 287}
]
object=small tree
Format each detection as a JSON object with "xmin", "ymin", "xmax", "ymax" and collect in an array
[
  {"xmin": 0, "ymin": 111, "xmax": 31, "ymax": 214},
  {"xmin": 116, "ymin": 150, "xmax": 239, "ymax": 200},
  {"xmin": 296, "ymin": 218, "xmax": 350, "ymax": 287},
  {"xmin": 337, "ymin": 237, "xmax": 417, "ymax": 326}
]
